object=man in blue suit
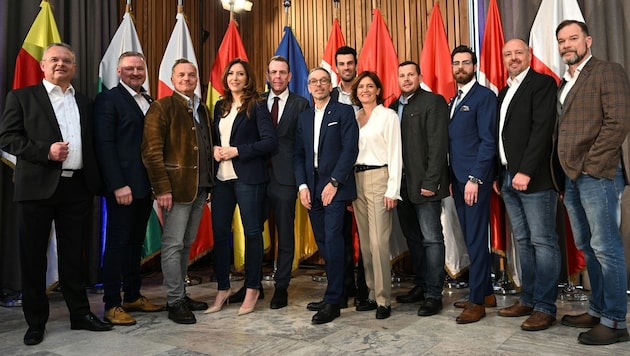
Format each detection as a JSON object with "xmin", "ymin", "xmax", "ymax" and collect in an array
[
  {"xmin": 93, "ymin": 52, "xmax": 163, "ymax": 326},
  {"xmin": 448, "ymin": 45, "xmax": 497, "ymax": 324},
  {"xmin": 294, "ymin": 67, "xmax": 359, "ymax": 324}
]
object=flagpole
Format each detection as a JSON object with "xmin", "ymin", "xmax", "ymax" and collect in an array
[
  {"xmin": 283, "ymin": 1, "xmax": 290, "ymax": 28},
  {"xmin": 125, "ymin": 0, "xmax": 131, "ymax": 13},
  {"xmin": 333, "ymin": 0, "xmax": 339, "ymax": 19}
]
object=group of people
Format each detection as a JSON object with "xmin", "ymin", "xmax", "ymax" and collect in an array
[{"xmin": 0, "ymin": 19, "xmax": 628, "ymax": 347}]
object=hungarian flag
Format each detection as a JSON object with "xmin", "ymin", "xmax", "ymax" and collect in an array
[
  {"xmin": 420, "ymin": 2, "xmax": 455, "ymax": 101},
  {"xmin": 356, "ymin": 8, "xmax": 400, "ymax": 107},
  {"xmin": 320, "ymin": 18, "xmax": 345, "ymax": 87},
  {"xmin": 274, "ymin": 26, "xmax": 309, "ymax": 100},
  {"xmin": 529, "ymin": 0, "xmax": 586, "ymax": 278}
]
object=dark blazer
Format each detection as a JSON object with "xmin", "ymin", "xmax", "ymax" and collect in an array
[
  {"xmin": 390, "ymin": 88, "xmax": 450, "ymax": 204},
  {"xmin": 497, "ymin": 69, "xmax": 557, "ymax": 193},
  {"xmin": 556, "ymin": 57, "xmax": 630, "ymax": 181},
  {"xmin": 262, "ymin": 91, "xmax": 310, "ymax": 186},
  {"xmin": 448, "ymin": 81, "xmax": 497, "ymax": 184},
  {"xmin": 0, "ymin": 83, "xmax": 100, "ymax": 201},
  {"xmin": 93, "ymin": 83, "xmax": 151, "ymax": 198},
  {"xmin": 294, "ymin": 99, "xmax": 358, "ymax": 200},
  {"xmin": 213, "ymin": 100, "xmax": 277, "ymax": 184}
]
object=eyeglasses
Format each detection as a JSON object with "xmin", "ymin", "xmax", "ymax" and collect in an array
[
  {"xmin": 308, "ymin": 78, "xmax": 331, "ymax": 86},
  {"xmin": 452, "ymin": 60, "xmax": 473, "ymax": 67},
  {"xmin": 43, "ymin": 57, "xmax": 74, "ymax": 65}
]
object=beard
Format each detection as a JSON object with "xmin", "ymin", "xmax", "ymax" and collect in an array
[
  {"xmin": 454, "ymin": 70, "xmax": 475, "ymax": 85},
  {"xmin": 561, "ymin": 49, "xmax": 587, "ymax": 65}
]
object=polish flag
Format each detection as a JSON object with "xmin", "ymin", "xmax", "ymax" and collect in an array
[
  {"xmin": 420, "ymin": 2, "xmax": 455, "ymax": 101},
  {"xmin": 320, "ymin": 18, "xmax": 346, "ymax": 87}
]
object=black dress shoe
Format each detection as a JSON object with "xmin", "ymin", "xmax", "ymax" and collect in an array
[
  {"xmin": 376, "ymin": 305, "xmax": 391, "ymax": 319},
  {"xmin": 356, "ymin": 299, "xmax": 378, "ymax": 311},
  {"xmin": 354, "ymin": 294, "xmax": 369, "ymax": 307},
  {"xmin": 270, "ymin": 288, "xmax": 288, "ymax": 309},
  {"xmin": 228, "ymin": 286, "xmax": 265, "ymax": 304},
  {"xmin": 168, "ymin": 299, "xmax": 196, "ymax": 324},
  {"xmin": 70, "ymin": 312, "xmax": 113, "ymax": 331},
  {"xmin": 307, "ymin": 299, "xmax": 325, "ymax": 311},
  {"xmin": 23, "ymin": 327, "xmax": 45, "ymax": 345},
  {"xmin": 184, "ymin": 296, "xmax": 208, "ymax": 311},
  {"xmin": 417, "ymin": 298, "xmax": 443, "ymax": 316},
  {"xmin": 312, "ymin": 303, "xmax": 341, "ymax": 324},
  {"xmin": 396, "ymin": 285, "xmax": 424, "ymax": 303}
]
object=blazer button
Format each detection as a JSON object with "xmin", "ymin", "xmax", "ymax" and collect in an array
[{"xmin": 193, "ymin": 146, "xmax": 198, "ymax": 151}]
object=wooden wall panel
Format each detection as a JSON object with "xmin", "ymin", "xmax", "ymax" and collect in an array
[{"xmin": 121, "ymin": 0, "xmax": 470, "ymax": 99}]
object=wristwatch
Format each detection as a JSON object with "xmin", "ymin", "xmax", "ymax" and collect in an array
[
  {"xmin": 467, "ymin": 175, "xmax": 483, "ymax": 185},
  {"xmin": 329, "ymin": 177, "xmax": 339, "ymax": 188}
]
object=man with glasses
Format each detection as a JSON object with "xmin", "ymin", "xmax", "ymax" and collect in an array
[
  {"xmin": 294, "ymin": 67, "xmax": 358, "ymax": 324},
  {"xmin": 447, "ymin": 45, "xmax": 497, "ymax": 324},
  {"xmin": 0, "ymin": 43, "xmax": 112, "ymax": 346}
]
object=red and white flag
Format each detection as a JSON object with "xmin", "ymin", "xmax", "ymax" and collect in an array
[
  {"xmin": 529, "ymin": 0, "xmax": 584, "ymax": 84},
  {"xmin": 320, "ymin": 18, "xmax": 346, "ymax": 87},
  {"xmin": 420, "ymin": 2, "xmax": 455, "ymax": 101},
  {"xmin": 478, "ymin": 0, "xmax": 506, "ymax": 95}
]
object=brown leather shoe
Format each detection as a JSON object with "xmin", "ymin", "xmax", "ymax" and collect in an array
[
  {"xmin": 498, "ymin": 301, "xmax": 534, "ymax": 317},
  {"xmin": 453, "ymin": 294, "xmax": 497, "ymax": 309},
  {"xmin": 521, "ymin": 311, "xmax": 556, "ymax": 331},
  {"xmin": 560, "ymin": 312, "xmax": 600, "ymax": 328},
  {"xmin": 123, "ymin": 296, "xmax": 163, "ymax": 312},
  {"xmin": 456, "ymin": 303, "xmax": 485, "ymax": 324},
  {"xmin": 578, "ymin": 324, "xmax": 630, "ymax": 345},
  {"xmin": 104, "ymin": 306, "xmax": 136, "ymax": 325}
]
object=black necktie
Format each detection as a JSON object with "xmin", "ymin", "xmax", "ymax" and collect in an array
[
  {"xmin": 141, "ymin": 92, "xmax": 154, "ymax": 104},
  {"xmin": 271, "ymin": 96, "xmax": 280, "ymax": 127}
]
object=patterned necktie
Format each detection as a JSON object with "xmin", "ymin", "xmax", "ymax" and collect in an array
[{"xmin": 271, "ymin": 96, "xmax": 280, "ymax": 127}]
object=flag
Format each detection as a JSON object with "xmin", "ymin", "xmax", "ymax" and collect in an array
[
  {"xmin": 529, "ymin": 0, "xmax": 585, "ymax": 84},
  {"xmin": 206, "ymin": 20, "xmax": 248, "ymax": 114},
  {"xmin": 98, "ymin": 12, "xmax": 149, "ymax": 93},
  {"xmin": 320, "ymin": 18, "xmax": 346, "ymax": 87},
  {"xmin": 420, "ymin": 2, "xmax": 455, "ymax": 101},
  {"xmin": 530, "ymin": 0, "xmax": 586, "ymax": 278},
  {"xmin": 477, "ymin": 0, "xmax": 506, "ymax": 95},
  {"xmin": 356, "ymin": 9, "xmax": 400, "ymax": 107},
  {"xmin": 274, "ymin": 26, "xmax": 309, "ymax": 100},
  {"xmin": 157, "ymin": 11, "xmax": 201, "ymax": 99}
]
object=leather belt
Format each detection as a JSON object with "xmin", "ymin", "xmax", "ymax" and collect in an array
[{"xmin": 355, "ymin": 164, "xmax": 387, "ymax": 173}]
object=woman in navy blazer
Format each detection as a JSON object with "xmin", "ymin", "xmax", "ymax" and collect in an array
[{"xmin": 206, "ymin": 59, "xmax": 277, "ymax": 316}]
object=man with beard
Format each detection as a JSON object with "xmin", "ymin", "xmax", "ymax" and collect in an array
[
  {"xmin": 555, "ymin": 20, "xmax": 630, "ymax": 345},
  {"xmin": 493, "ymin": 39, "xmax": 559, "ymax": 331},
  {"xmin": 448, "ymin": 45, "xmax": 497, "ymax": 324}
]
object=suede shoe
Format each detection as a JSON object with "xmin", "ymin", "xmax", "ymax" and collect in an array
[
  {"xmin": 376, "ymin": 305, "xmax": 391, "ymax": 319},
  {"xmin": 395, "ymin": 285, "xmax": 424, "ymax": 303},
  {"xmin": 498, "ymin": 301, "xmax": 533, "ymax": 317},
  {"xmin": 355, "ymin": 299, "xmax": 377, "ymax": 311},
  {"xmin": 270, "ymin": 288, "xmax": 288, "ymax": 309},
  {"xmin": 578, "ymin": 324, "xmax": 630, "ymax": 345},
  {"xmin": 184, "ymin": 296, "xmax": 208, "ymax": 311},
  {"xmin": 70, "ymin": 312, "xmax": 113, "ymax": 331},
  {"xmin": 561, "ymin": 312, "xmax": 600, "ymax": 328},
  {"xmin": 104, "ymin": 306, "xmax": 136, "ymax": 325},
  {"xmin": 23, "ymin": 327, "xmax": 45, "ymax": 346},
  {"xmin": 122, "ymin": 296, "xmax": 163, "ymax": 312},
  {"xmin": 417, "ymin": 298, "xmax": 443, "ymax": 316},
  {"xmin": 521, "ymin": 311, "xmax": 556, "ymax": 331},
  {"xmin": 453, "ymin": 294, "xmax": 496, "ymax": 309},
  {"xmin": 167, "ymin": 299, "xmax": 196, "ymax": 324},
  {"xmin": 228, "ymin": 285, "xmax": 265, "ymax": 304},
  {"xmin": 312, "ymin": 303, "xmax": 340, "ymax": 324},
  {"xmin": 456, "ymin": 303, "xmax": 485, "ymax": 324}
]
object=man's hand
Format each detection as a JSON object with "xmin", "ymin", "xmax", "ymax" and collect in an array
[
  {"xmin": 114, "ymin": 185, "xmax": 133, "ymax": 206},
  {"xmin": 420, "ymin": 188, "xmax": 436, "ymax": 197},
  {"xmin": 214, "ymin": 146, "xmax": 239, "ymax": 161},
  {"xmin": 464, "ymin": 181, "xmax": 478, "ymax": 206},
  {"xmin": 492, "ymin": 180, "xmax": 501, "ymax": 195},
  {"xmin": 299, "ymin": 188, "xmax": 311, "ymax": 209},
  {"xmin": 321, "ymin": 183, "xmax": 338, "ymax": 206},
  {"xmin": 384, "ymin": 197, "xmax": 397, "ymax": 211},
  {"xmin": 157, "ymin": 192, "xmax": 173, "ymax": 212},
  {"xmin": 512, "ymin": 172, "xmax": 531, "ymax": 191},
  {"xmin": 49, "ymin": 141, "xmax": 69, "ymax": 161}
]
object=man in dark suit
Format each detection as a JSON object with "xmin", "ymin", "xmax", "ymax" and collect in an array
[
  {"xmin": 554, "ymin": 20, "xmax": 630, "ymax": 346},
  {"xmin": 448, "ymin": 45, "xmax": 497, "ymax": 324},
  {"xmin": 492, "ymin": 39, "xmax": 559, "ymax": 331},
  {"xmin": 0, "ymin": 43, "xmax": 112, "ymax": 346},
  {"xmin": 264, "ymin": 56, "xmax": 310, "ymax": 309},
  {"xmin": 93, "ymin": 51, "xmax": 162, "ymax": 326},
  {"xmin": 389, "ymin": 61, "xmax": 450, "ymax": 317},
  {"xmin": 294, "ymin": 67, "xmax": 358, "ymax": 324}
]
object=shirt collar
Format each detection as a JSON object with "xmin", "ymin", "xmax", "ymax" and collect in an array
[
  {"xmin": 174, "ymin": 90, "xmax": 199, "ymax": 105},
  {"xmin": 563, "ymin": 54, "xmax": 593, "ymax": 80},
  {"xmin": 507, "ymin": 67, "xmax": 530, "ymax": 87},
  {"xmin": 42, "ymin": 79, "xmax": 75, "ymax": 95},
  {"xmin": 456, "ymin": 78, "xmax": 476, "ymax": 98},
  {"xmin": 120, "ymin": 81, "xmax": 146, "ymax": 97},
  {"xmin": 270, "ymin": 87, "xmax": 290, "ymax": 102}
]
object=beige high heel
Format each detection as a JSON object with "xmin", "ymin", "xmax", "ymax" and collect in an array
[
  {"xmin": 237, "ymin": 288, "xmax": 260, "ymax": 316},
  {"xmin": 204, "ymin": 289, "xmax": 231, "ymax": 314}
]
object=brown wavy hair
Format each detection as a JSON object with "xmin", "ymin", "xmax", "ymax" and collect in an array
[
  {"xmin": 219, "ymin": 58, "xmax": 260, "ymax": 118},
  {"xmin": 350, "ymin": 71, "xmax": 384, "ymax": 107}
]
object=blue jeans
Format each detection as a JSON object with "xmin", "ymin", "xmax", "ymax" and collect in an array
[
  {"xmin": 563, "ymin": 165, "xmax": 627, "ymax": 329},
  {"xmin": 212, "ymin": 180, "xmax": 266, "ymax": 291},
  {"xmin": 397, "ymin": 190, "xmax": 445, "ymax": 300},
  {"xmin": 501, "ymin": 171, "xmax": 560, "ymax": 316},
  {"xmin": 161, "ymin": 189, "xmax": 207, "ymax": 305}
]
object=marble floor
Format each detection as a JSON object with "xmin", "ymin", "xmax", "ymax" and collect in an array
[{"xmin": 1, "ymin": 267, "xmax": 628, "ymax": 356}]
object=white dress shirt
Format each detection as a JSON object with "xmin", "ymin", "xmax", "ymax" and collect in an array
[
  {"xmin": 267, "ymin": 88, "xmax": 290, "ymax": 125},
  {"xmin": 43, "ymin": 79, "xmax": 83, "ymax": 170},
  {"xmin": 499, "ymin": 67, "xmax": 529, "ymax": 165}
]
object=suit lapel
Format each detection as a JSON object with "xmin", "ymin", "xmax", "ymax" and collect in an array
[
  {"xmin": 560, "ymin": 58, "xmax": 595, "ymax": 121},
  {"xmin": 117, "ymin": 84, "xmax": 145, "ymax": 117},
  {"xmin": 318, "ymin": 102, "xmax": 336, "ymax": 149},
  {"xmin": 504, "ymin": 71, "xmax": 532, "ymax": 125},
  {"xmin": 35, "ymin": 84, "xmax": 63, "ymax": 138}
]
